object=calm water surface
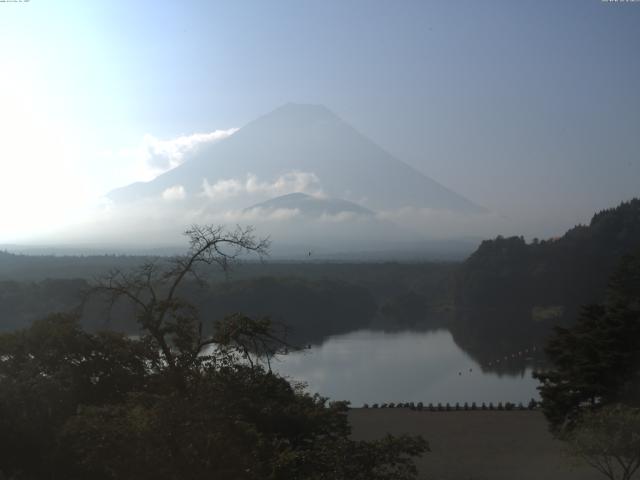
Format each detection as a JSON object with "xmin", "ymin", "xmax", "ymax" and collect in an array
[{"xmin": 272, "ymin": 329, "xmax": 540, "ymax": 406}]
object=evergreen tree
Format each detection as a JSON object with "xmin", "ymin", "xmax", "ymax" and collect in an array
[{"xmin": 535, "ymin": 251, "xmax": 640, "ymax": 432}]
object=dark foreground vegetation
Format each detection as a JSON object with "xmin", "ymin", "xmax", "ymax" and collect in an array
[
  {"xmin": 0, "ymin": 226, "xmax": 426, "ymax": 480},
  {"xmin": 534, "ymin": 249, "xmax": 640, "ymax": 480}
]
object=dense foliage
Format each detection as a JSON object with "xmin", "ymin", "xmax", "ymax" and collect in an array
[
  {"xmin": 0, "ymin": 315, "xmax": 426, "ymax": 480},
  {"xmin": 0, "ymin": 277, "xmax": 378, "ymax": 344},
  {"xmin": 0, "ymin": 226, "xmax": 427, "ymax": 479},
  {"xmin": 196, "ymin": 276, "xmax": 378, "ymax": 345},
  {"xmin": 535, "ymin": 251, "xmax": 640, "ymax": 432},
  {"xmin": 0, "ymin": 260, "xmax": 454, "ymax": 343},
  {"xmin": 0, "ymin": 279, "xmax": 87, "ymax": 331},
  {"xmin": 453, "ymin": 199, "xmax": 640, "ymax": 364}
]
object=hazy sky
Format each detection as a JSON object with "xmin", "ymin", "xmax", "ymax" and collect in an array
[{"xmin": 1, "ymin": 0, "xmax": 639, "ymax": 242}]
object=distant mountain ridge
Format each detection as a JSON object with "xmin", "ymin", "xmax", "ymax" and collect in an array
[{"xmin": 108, "ymin": 103, "xmax": 485, "ymax": 214}]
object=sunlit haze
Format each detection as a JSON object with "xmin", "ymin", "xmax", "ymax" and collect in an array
[
  {"xmin": 1, "ymin": 4, "xmax": 640, "ymax": 478},
  {"xmin": 1, "ymin": 1, "xmax": 639, "ymax": 246}
]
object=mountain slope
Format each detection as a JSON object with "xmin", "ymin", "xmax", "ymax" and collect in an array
[
  {"xmin": 457, "ymin": 198, "xmax": 640, "ymax": 312},
  {"xmin": 244, "ymin": 192, "xmax": 374, "ymax": 217},
  {"xmin": 108, "ymin": 103, "xmax": 484, "ymax": 213}
]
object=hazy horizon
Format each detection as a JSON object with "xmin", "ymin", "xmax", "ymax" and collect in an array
[{"xmin": 1, "ymin": 1, "xmax": 639, "ymax": 247}]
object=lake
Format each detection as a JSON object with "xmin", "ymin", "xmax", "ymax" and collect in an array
[{"xmin": 272, "ymin": 329, "xmax": 541, "ymax": 407}]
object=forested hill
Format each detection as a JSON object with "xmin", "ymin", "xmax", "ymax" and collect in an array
[
  {"xmin": 452, "ymin": 199, "xmax": 640, "ymax": 363},
  {"xmin": 0, "ymin": 251, "xmax": 156, "ymax": 282}
]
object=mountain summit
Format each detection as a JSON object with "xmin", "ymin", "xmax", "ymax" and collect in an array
[{"xmin": 108, "ymin": 103, "xmax": 484, "ymax": 214}]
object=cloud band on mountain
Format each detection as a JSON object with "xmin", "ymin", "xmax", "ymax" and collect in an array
[
  {"xmin": 201, "ymin": 171, "xmax": 324, "ymax": 200},
  {"xmin": 144, "ymin": 129, "xmax": 239, "ymax": 172},
  {"xmin": 161, "ymin": 185, "xmax": 186, "ymax": 201}
]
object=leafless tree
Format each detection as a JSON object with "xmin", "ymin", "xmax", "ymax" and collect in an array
[
  {"xmin": 88, "ymin": 225, "xmax": 289, "ymax": 388},
  {"xmin": 566, "ymin": 404, "xmax": 640, "ymax": 480}
]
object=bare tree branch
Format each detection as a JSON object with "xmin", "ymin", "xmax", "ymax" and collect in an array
[{"xmin": 83, "ymin": 225, "xmax": 271, "ymax": 389}]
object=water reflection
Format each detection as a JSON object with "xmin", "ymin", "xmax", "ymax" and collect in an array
[{"xmin": 273, "ymin": 329, "xmax": 541, "ymax": 407}]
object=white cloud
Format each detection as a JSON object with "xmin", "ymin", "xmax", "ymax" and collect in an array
[
  {"xmin": 104, "ymin": 128, "xmax": 239, "ymax": 186},
  {"xmin": 318, "ymin": 211, "xmax": 360, "ymax": 223},
  {"xmin": 144, "ymin": 129, "xmax": 238, "ymax": 172},
  {"xmin": 246, "ymin": 171, "xmax": 323, "ymax": 196},
  {"xmin": 220, "ymin": 206, "xmax": 302, "ymax": 222},
  {"xmin": 241, "ymin": 207, "xmax": 301, "ymax": 222},
  {"xmin": 162, "ymin": 185, "xmax": 186, "ymax": 201},
  {"xmin": 201, "ymin": 178, "xmax": 244, "ymax": 200},
  {"xmin": 201, "ymin": 171, "xmax": 323, "ymax": 200},
  {"xmin": 269, "ymin": 208, "xmax": 301, "ymax": 221}
]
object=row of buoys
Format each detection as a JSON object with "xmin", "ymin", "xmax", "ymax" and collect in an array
[
  {"xmin": 455, "ymin": 345, "xmax": 540, "ymax": 376},
  {"xmin": 486, "ymin": 345, "xmax": 538, "ymax": 368},
  {"xmin": 362, "ymin": 400, "xmax": 539, "ymax": 411}
]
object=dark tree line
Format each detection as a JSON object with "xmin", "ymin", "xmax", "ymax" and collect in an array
[
  {"xmin": 0, "ymin": 226, "xmax": 427, "ymax": 480},
  {"xmin": 457, "ymin": 199, "xmax": 640, "ymax": 312},
  {"xmin": 453, "ymin": 199, "xmax": 640, "ymax": 365}
]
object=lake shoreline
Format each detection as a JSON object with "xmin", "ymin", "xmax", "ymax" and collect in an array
[{"xmin": 275, "ymin": 329, "xmax": 541, "ymax": 406}]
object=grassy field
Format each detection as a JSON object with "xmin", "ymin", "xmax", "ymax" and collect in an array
[{"xmin": 348, "ymin": 409, "xmax": 602, "ymax": 480}]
